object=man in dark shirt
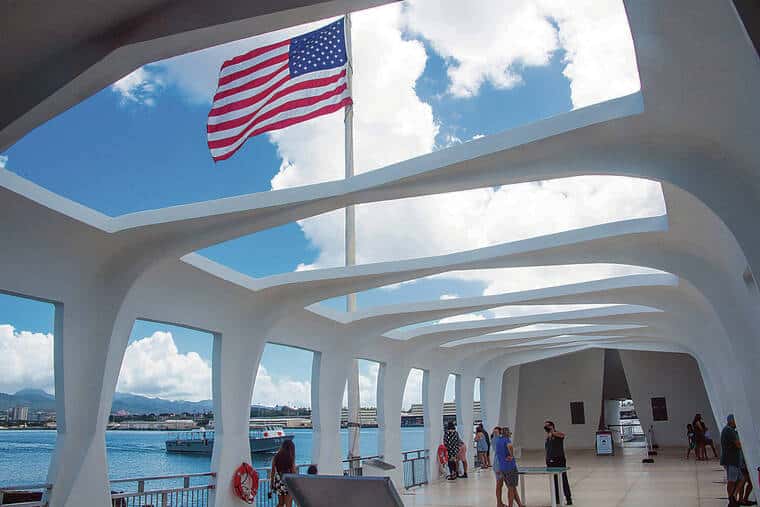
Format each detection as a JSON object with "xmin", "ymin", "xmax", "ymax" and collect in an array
[
  {"xmin": 545, "ymin": 420, "xmax": 572, "ymax": 505},
  {"xmin": 721, "ymin": 414, "xmax": 743, "ymax": 507}
]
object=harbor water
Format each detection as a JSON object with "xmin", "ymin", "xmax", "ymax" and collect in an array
[{"xmin": 0, "ymin": 427, "xmax": 426, "ymax": 487}]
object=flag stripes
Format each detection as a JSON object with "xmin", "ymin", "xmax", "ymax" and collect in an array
[{"xmin": 207, "ymin": 19, "xmax": 351, "ymax": 162}]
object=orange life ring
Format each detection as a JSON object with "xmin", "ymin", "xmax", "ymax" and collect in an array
[
  {"xmin": 233, "ymin": 462, "xmax": 259, "ymax": 504},
  {"xmin": 437, "ymin": 444, "xmax": 449, "ymax": 465}
]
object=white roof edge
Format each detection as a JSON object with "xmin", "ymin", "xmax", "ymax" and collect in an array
[
  {"xmin": 385, "ymin": 303, "xmax": 661, "ymax": 340},
  {"xmin": 2, "ymin": 92, "xmax": 644, "ymax": 233},
  {"xmin": 253, "ymin": 214, "xmax": 669, "ymax": 290},
  {"xmin": 335, "ymin": 272, "xmax": 677, "ymax": 322},
  {"xmin": 180, "ymin": 253, "xmax": 265, "ymax": 292},
  {"xmin": 0, "ymin": 167, "xmax": 114, "ymax": 232},
  {"xmin": 442, "ymin": 324, "xmax": 649, "ymax": 348}
]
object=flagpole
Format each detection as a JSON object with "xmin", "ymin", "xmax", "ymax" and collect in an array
[{"xmin": 343, "ymin": 12, "xmax": 362, "ymax": 470}]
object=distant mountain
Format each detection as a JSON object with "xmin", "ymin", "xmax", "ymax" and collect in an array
[
  {"xmin": 1, "ymin": 389, "xmax": 305, "ymax": 416},
  {"xmin": 111, "ymin": 393, "xmax": 213, "ymax": 415},
  {"xmin": 0, "ymin": 389, "xmax": 213, "ymax": 414},
  {"xmin": 0, "ymin": 389, "xmax": 56, "ymax": 411}
]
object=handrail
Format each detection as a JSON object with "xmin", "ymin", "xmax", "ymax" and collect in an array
[
  {"xmin": 0, "ymin": 484, "xmax": 51, "ymax": 491},
  {"xmin": 401, "ymin": 449, "xmax": 429, "ymax": 461},
  {"xmin": 110, "ymin": 472, "xmax": 215, "ymax": 484},
  {"xmin": 341, "ymin": 454, "xmax": 382, "ymax": 463},
  {"xmin": 0, "ymin": 484, "xmax": 51, "ymax": 507},
  {"xmin": 111, "ymin": 484, "xmax": 215, "ymax": 499}
]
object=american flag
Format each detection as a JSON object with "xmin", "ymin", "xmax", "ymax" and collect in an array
[{"xmin": 207, "ymin": 18, "xmax": 352, "ymax": 162}]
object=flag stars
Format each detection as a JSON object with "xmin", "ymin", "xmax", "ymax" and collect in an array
[{"xmin": 289, "ymin": 18, "xmax": 347, "ymax": 77}]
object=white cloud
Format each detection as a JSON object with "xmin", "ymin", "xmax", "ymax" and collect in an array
[
  {"xmin": 111, "ymin": 66, "xmax": 164, "ymax": 106},
  {"xmin": 148, "ymin": 3, "xmax": 659, "ymax": 305},
  {"xmin": 444, "ymin": 374, "xmax": 456, "ymax": 402},
  {"xmin": 293, "ymin": 175, "xmax": 665, "ymax": 290},
  {"xmin": 117, "ymin": 331, "xmax": 211, "ymax": 401},
  {"xmin": 0, "ymin": 324, "xmax": 54, "ymax": 394},
  {"xmin": 404, "ymin": 0, "xmax": 639, "ymax": 106},
  {"xmin": 0, "ymin": 154, "xmax": 7, "ymax": 169},
  {"xmin": 402, "ymin": 368, "xmax": 425, "ymax": 410},
  {"xmin": 259, "ymin": 1, "xmax": 661, "ymax": 301},
  {"xmin": 359, "ymin": 361, "xmax": 380, "ymax": 408},
  {"xmin": 267, "ymin": 4, "xmax": 438, "ymax": 270},
  {"xmin": 158, "ymin": 20, "xmax": 329, "ymax": 104},
  {"xmin": 438, "ymin": 313, "xmax": 487, "ymax": 324},
  {"xmin": 253, "ymin": 364, "xmax": 311, "ymax": 408},
  {"xmin": 478, "ymin": 263, "xmax": 660, "ymax": 296},
  {"xmin": 540, "ymin": 0, "xmax": 640, "ymax": 108},
  {"xmin": 405, "ymin": 0, "xmax": 559, "ymax": 97},
  {"xmin": 342, "ymin": 361, "xmax": 382, "ymax": 408}
]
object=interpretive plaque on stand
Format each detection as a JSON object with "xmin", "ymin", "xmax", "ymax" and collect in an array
[{"xmin": 283, "ymin": 474, "xmax": 404, "ymax": 507}]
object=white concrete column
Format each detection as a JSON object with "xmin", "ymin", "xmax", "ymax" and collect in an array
[
  {"xmin": 683, "ymin": 327, "xmax": 760, "ymax": 493},
  {"xmin": 692, "ymin": 352, "xmax": 728, "ymax": 435},
  {"xmin": 480, "ymin": 370, "xmax": 505, "ymax": 431},
  {"xmin": 423, "ymin": 369, "xmax": 448, "ymax": 482},
  {"xmin": 311, "ymin": 349, "xmax": 351, "ymax": 475},
  {"xmin": 376, "ymin": 362, "xmax": 407, "ymax": 489},
  {"xmin": 457, "ymin": 374, "xmax": 475, "ymax": 461},
  {"xmin": 210, "ymin": 330, "xmax": 267, "ymax": 507},
  {"xmin": 699, "ymin": 349, "xmax": 760, "ymax": 494},
  {"xmin": 500, "ymin": 366, "xmax": 520, "ymax": 439},
  {"xmin": 47, "ymin": 300, "xmax": 131, "ymax": 507}
]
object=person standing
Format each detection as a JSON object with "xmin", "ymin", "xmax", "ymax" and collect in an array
[
  {"xmin": 686, "ymin": 423, "xmax": 696, "ymax": 460},
  {"xmin": 694, "ymin": 413, "xmax": 708, "ymax": 460},
  {"xmin": 735, "ymin": 446, "xmax": 757, "ymax": 506},
  {"xmin": 544, "ymin": 420, "xmax": 572, "ymax": 505},
  {"xmin": 500, "ymin": 427, "xmax": 524, "ymax": 507},
  {"xmin": 457, "ymin": 437, "xmax": 469, "ymax": 478},
  {"xmin": 492, "ymin": 427, "xmax": 507, "ymax": 507},
  {"xmin": 721, "ymin": 414, "xmax": 743, "ymax": 507},
  {"xmin": 444, "ymin": 421, "xmax": 462, "ymax": 481},
  {"xmin": 484, "ymin": 423, "xmax": 492, "ymax": 465},
  {"xmin": 476, "ymin": 425, "xmax": 490, "ymax": 469},
  {"xmin": 271, "ymin": 439, "xmax": 296, "ymax": 507}
]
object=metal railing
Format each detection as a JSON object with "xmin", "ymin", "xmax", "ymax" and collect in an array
[
  {"xmin": 6, "ymin": 451, "xmax": 430, "ymax": 507},
  {"xmin": 341, "ymin": 455, "xmax": 382, "ymax": 477},
  {"xmin": 0, "ymin": 483, "xmax": 51, "ymax": 507},
  {"xmin": 253, "ymin": 464, "xmax": 316, "ymax": 507},
  {"xmin": 110, "ymin": 472, "xmax": 215, "ymax": 507},
  {"xmin": 402, "ymin": 449, "xmax": 429, "ymax": 489}
]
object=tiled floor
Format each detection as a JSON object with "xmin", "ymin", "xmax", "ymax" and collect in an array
[{"xmin": 400, "ymin": 447, "xmax": 733, "ymax": 507}]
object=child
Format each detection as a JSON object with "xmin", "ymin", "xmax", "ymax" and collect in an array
[
  {"xmin": 457, "ymin": 438, "xmax": 469, "ymax": 478},
  {"xmin": 685, "ymin": 423, "xmax": 695, "ymax": 459}
]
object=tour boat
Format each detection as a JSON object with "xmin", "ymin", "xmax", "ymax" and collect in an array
[{"xmin": 165, "ymin": 425, "xmax": 294, "ymax": 454}]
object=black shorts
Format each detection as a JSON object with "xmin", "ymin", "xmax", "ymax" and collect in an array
[{"xmin": 505, "ymin": 469, "xmax": 519, "ymax": 487}]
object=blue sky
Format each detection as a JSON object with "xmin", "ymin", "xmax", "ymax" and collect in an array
[{"xmin": 0, "ymin": 0, "xmax": 660, "ymax": 408}]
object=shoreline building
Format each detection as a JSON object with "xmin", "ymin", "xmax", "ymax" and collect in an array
[
  {"xmin": 1, "ymin": 1, "xmax": 759, "ymax": 506},
  {"xmin": 113, "ymin": 420, "xmax": 198, "ymax": 431},
  {"xmin": 8, "ymin": 406, "xmax": 29, "ymax": 423}
]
